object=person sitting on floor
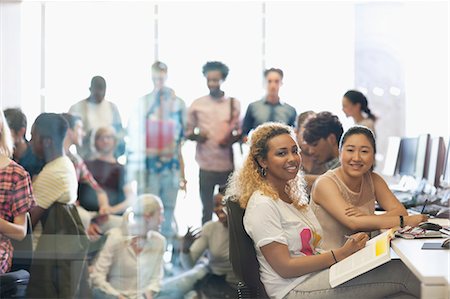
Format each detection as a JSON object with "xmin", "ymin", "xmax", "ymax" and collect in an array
[
  {"xmin": 79, "ymin": 126, "xmax": 135, "ymax": 239},
  {"xmin": 179, "ymin": 185, "xmax": 237, "ymax": 299},
  {"xmin": 90, "ymin": 194, "xmax": 166, "ymax": 299}
]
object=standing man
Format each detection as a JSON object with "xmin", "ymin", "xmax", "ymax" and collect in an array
[
  {"xmin": 69, "ymin": 76, "xmax": 124, "ymax": 160},
  {"xmin": 127, "ymin": 61, "xmax": 186, "ymax": 246},
  {"xmin": 242, "ymin": 68, "xmax": 296, "ymax": 140},
  {"xmin": 186, "ymin": 61, "xmax": 241, "ymax": 224}
]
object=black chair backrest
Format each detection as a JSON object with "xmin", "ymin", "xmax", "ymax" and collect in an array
[
  {"xmin": 227, "ymin": 199, "xmax": 269, "ymax": 298},
  {"xmin": 10, "ymin": 212, "xmax": 33, "ymax": 272}
]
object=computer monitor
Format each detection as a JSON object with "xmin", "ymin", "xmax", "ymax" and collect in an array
[
  {"xmin": 382, "ymin": 136, "xmax": 401, "ymax": 177},
  {"xmin": 414, "ymin": 134, "xmax": 430, "ymax": 179},
  {"xmin": 397, "ymin": 137, "xmax": 418, "ymax": 177},
  {"xmin": 426, "ymin": 137, "xmax": 445, "ymax": 188},
  {"xmin": 441, "ymin": 139, "xmax": 450, "ymax": 188}
]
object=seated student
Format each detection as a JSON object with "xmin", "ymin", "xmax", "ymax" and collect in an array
[
  {"xmin": 179, "ymin": 185, "xmax": 237, "ymax": 298},
  {"xmin": 3, "ymin": 108, "xmax": 45, "ymax": 177},
  {"xmin": 0, "ymin": 110, "xmax": 35, "ymax": 274},
  {"xmin": 295, "ymin": 111, "xmax": 326, "ymax": 175},
  {"xmin": 27, "ymin": 113, "xmax": 89, "ymax": 298},
  {"xmin": 90, "ymin": 194, "xmax": 166, "ymax": 299},
  {"xmin": 302, "ymin": 111, "xmax": 343, "ymax": 189},
  {"xmin": 79, "ymin": 126, "xmax": 134, "ymax": 238},
  {"xmin": 310, "ymin": 126, "xmax": 427, "ymax": 250},
  {"xmin": 60, "ymin": 113, "xmax": 111, "ymax": 235},
  {"xmin": 228, "ymin": 122, "xmax": 420, "ymax": 299}
]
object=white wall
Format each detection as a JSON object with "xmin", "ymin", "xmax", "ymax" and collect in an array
[
  {"xmin": 404, "ymin": 1, "xmax": 449, "ymax": 139},
  {"xmin": 0, "ymin": 1, "xmax": 21, "ymax": 108}
]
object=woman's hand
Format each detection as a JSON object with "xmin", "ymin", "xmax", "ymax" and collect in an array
[
  {"xmin": 405, "ymin": 214, "xmax": 428, "ymax": 227},
  {"xmin": 335, "ymin": 232, "xmax": 369, "ymax": 261},
  {"xmin": 345, "ymin": 206, "xmax": 369, "ymax": 217}
]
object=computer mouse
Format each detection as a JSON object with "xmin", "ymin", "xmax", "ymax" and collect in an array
[
  {"xmin": 418, "ymin": 222, "xmax": 443, "ymax": 231},
  {"xmin": 442, "ymin": 238, "xmax": 450, "ymax": 249}
]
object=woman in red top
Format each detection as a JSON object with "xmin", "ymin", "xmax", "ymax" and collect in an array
[{"xmin": 0, "ymin": 110, "xmax": 35, "ymax": 273}]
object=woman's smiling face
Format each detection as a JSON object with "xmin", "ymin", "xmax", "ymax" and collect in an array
[{"xmin": 261, "ymin": 133, "xmax": 302, "ymax": 184}]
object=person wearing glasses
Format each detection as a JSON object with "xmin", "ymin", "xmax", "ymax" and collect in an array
[
  {"xmin": 186, "ymin": 61, "xmax": 241, "ymax": 224},
  {"xmin": 310, "ymin": 126, "xmax": 427, "ymax": 250},
  {"xmin": 228, "ymin": 122, "xmax": 421, "ymax": 299}
]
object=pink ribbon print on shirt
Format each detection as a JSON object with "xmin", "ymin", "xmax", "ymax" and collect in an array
[{"xmin": 300, "ymin": 228, "xmax": 314, "ymax": 256}]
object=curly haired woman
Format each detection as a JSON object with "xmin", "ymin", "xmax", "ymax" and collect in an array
[{"xmin": 227, "ymin": 122, "xmax": 420, "ymax": 299}]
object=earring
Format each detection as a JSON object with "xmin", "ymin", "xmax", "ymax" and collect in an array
[{"xmin": 260, "ymin": 167, "xmax": 267, "ymax": 177}]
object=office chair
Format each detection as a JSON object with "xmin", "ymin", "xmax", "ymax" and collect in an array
[
  {"xmin": 0, "ymin": 213, "xmax": 33, "ymax": 298},
  {"xmin": 226, "ymin": 199, "xmax": 269, "ymax": 299}
]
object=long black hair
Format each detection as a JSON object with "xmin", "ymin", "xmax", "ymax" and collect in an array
[{"xmin": 344, "ymin": 90, "xmax": 377, "ymax": 121}]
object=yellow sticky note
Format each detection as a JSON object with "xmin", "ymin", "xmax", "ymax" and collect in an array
[{"xmin": 375, "ymin": 236, "xmax": 388, "ymax": 256}]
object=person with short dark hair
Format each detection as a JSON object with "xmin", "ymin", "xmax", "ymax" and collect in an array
[
  {"xmin": 29, "ymin": 113, "xmax": 77, "ymax": 227},
  {"xmin": 303, "ymin": 111, "xmax": 343, "ymax": 170},
  {"xmin": 342, "ymin": 90, "xmax": 377, "ymax": 134},
  {"xmin": 27, "ymin": 113, "xmax": 88, "ymax": 298},
  {"xmin": 69, "ymin": 76, "xmax": 124, "ymax": 160},
  {"xmin": 302, "ymin": 111, "xmax": 344, "ymax": 190},
  {"xmin": 179, "ymin": 185, "xmax": 237, "ymax": 298},
  {"xmin": 295, "ymin": 111, "xmax": 327, "ymax": 175},
  {"xmin": 186, "ymin": 61, "xmax": 241, "ymax": 224},
  {"xmin": 242, "ymin": 67, "xmax": 296, "ymax": 140},
  {"xmin": 3, "ymin": 108, "xmax": 45, "ymax": 177}
]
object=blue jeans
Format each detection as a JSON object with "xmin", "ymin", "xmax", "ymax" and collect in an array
[{"xmin": 143, "ymin": 169, "xmax": 179, "ymax": 240}]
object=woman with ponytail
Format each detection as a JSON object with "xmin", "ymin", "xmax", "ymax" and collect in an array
[{"xmin": 342, "ymin": 90, "xmax": 377, "ymax": 135}]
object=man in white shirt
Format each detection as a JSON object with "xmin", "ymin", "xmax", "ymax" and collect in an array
[{"xmin": 69, "ymin": 76, "xmax": 124, "ymax": 159}]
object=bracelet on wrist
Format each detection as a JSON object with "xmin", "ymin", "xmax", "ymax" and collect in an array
[
  {"xmin": 399, "ymin": 215, "xmax": 405, "ymax": 228},
  {"xmin": 330, "ymin": 250, "xmax": 338, "ymax": 264}
]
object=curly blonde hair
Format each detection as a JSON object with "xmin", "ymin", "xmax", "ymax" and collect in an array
[{"xmin": 227, "ymin": 122, "xmax": 308, "ymax": 210}]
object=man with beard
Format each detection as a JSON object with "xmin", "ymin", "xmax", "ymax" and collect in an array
[{"xmin": 186, "ymin": 61, "xmax": 241, "ymax": 224}]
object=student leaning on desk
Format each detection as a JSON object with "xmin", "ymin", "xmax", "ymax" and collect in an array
[
  {"xmin": 310, "ymin": 126, "xmax": 427, "ymax": 250},
  {"xmin": 229, "ymin": 122, "xmax": 421, "ymax": 299}
]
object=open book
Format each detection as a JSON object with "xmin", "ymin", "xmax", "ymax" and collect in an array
[{"xmin": 329, "ymin": 229, "xmax": 396, "ymax": 288}]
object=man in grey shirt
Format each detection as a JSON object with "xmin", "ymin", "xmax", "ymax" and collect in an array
[{"xmin": 242, "ymin": 68, "xmax": 296, "ymax": 140}]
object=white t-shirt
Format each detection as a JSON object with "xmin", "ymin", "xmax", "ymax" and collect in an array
[{"xmin": 244, "ymin": 191, "xmax": 323, "ymax": 299}]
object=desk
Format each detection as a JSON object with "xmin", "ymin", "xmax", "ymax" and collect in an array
[{"xmin": 391, "ymin": 219, "xmax": 449, "ymax": 299}]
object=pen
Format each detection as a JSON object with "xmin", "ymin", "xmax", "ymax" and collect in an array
[
  {"xmin": 344, "ymin": 235, "xmax": 355, "ymax": 241},
  {"xmin": 420, "ymin": 199, "xmax": 429, "ymax": 214}
]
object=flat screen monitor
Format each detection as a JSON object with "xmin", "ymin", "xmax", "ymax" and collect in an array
[
  {"xmin": 426, "ymin": 137, "xmax": 445, "ymax": 188},
  {"xmin": 397, "ymin": 137, "xmax": 418, "ymax": 177},
  {"xmin": 441, "ymin": 139, "xmax": 450, "ymax": 188},
  {"xmin": 414, "ymin": 134, "xmax": 430, "ymax": 179},
  {"xmin": 382, "ymin": 136, "xmax": 401, "ymax": 177}
]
